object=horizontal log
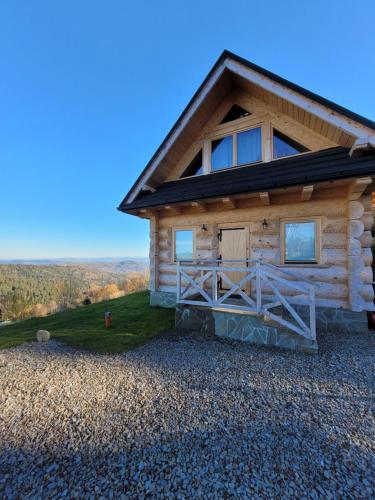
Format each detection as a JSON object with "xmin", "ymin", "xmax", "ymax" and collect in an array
[
  {"xmin": 322, "ymin": 233, "xmax": 346, "ymax": 248},
  {"xmin": 359, "ymin": 230, "xmax": 372, "ymax": 248},
  {"xmin": 323, "ymin": 217, "xmax": 347, "ymax": 233},
  {"xmin": 261, "ymin": 282, "xmax": 347, "ymax": 300},
  {"xmin": 348, "ymin": 201, "xmax": 365, "ymax": 220},
  {"xmin": 362, "ymin": 248, "xmax": 373, "ymax": 266},
  {"xmin": 360, "ymin": 266, "xmax": 373, "ymax": 285},
  {"xmin": 348, "ymin": 256, "xmax": 365, "ymax": 273},
  {"xmin": 348, "ymin": 220, "xmax": 364, "ymax": 239},
  {"xmin": 272, "ymin": 266, "xmax": 348, "ymax": 284},
  {"xmin": 348, "ymin": 238, "xmax": 362, "ymax": 256},
  {"xmin": 158, "ymin": 239, "xmax": 171, "ymax": 250},
  {"xmin": 251, "ymin": 247, "xmax": 279, "ymax": 263},
  {"xmin": 361, "ymin": 212, "xmax": 373, "ymax": 231},
  {"xmin": 159, "ymin": 263, "xmax": 176, "ymax": 273},
  {"xmin": 322, "ymin": 248, "xmax": 347, "ymax": 265},
  {"xmin": 359, "ymin": 194, "xmax": 372, "ymax": 211},
  {"xmin": 159, "ymin": 250, "xmax": 172, "ymax": 262},
  {"xmin": 196, "ymin": 249, "xmax": 217, "ymax": 259},
  {"xmin": 252, "ymin": 235, "xmax": 279, "ymax": 249},
  {"xmin": 159, "ymin": 228, "xmax": 170, "ymax": 239}
]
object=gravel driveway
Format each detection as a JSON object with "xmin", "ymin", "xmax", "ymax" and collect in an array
[{"xmin": 0, "ymin": 330, "xmax": 374, "ymax": 498}]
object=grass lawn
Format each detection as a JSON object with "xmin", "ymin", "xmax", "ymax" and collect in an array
[{"xmin": 0, "ymin": 291, "xmax": 174, "ymax": 353}]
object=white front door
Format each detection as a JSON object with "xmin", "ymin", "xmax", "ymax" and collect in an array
[{"xmin": 218, "ymin": 227, "xmax": 249, "ymax": 292}]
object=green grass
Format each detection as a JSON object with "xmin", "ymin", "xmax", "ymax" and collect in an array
[{"xmin": 0, "ymin": 291, "xmax": 174, "ymax": 353}]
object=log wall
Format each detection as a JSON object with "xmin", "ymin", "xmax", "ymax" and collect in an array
[{"xmin": 148, "ymin": 197, "xmax": 374, "ymax": 312}]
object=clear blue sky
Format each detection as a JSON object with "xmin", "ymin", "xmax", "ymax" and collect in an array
[{"xmin": 1, "ymin": 0, "xmax": 374, "ymax": 259}]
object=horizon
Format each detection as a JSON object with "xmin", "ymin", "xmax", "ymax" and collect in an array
[{"xmin": 1, "ymin": 0, "xmax": 375, "ymax": 259}]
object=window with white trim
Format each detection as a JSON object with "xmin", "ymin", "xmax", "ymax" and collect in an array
[{"xmin": 281, "ymin": 220, "xmax": 320, "ymax": 264}]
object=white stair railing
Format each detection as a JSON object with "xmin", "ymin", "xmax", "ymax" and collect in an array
[{"xmin": 176, "ymin": 259, "xmax": 317, "ymax": 341}]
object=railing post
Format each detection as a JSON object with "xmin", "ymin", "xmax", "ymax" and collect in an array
[
  {"xmin": 309, "ymin": 284, "xmax": 316, "ymax": 340},
  {"xmin": 176, "ymin": 261, "xmax": 181, "ymax": 303},
  {"xmin": 212, "ymin": 269, "xmax": 218, "ymax": 304},
  {"xmin": 256, "ymin": 260, "xmax": 262, "ymax": 311}
]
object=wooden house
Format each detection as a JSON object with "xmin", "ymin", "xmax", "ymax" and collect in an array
[{"xmin": 119, "ymin": 51, "xmax": 375, "ymax": 351}]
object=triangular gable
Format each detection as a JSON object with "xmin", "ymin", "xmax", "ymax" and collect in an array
[{"xmin": 120, "ymin": 50, "xmax": 375, "ymax": 206}]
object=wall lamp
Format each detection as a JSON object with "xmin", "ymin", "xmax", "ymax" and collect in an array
[
  {"xmin": 201, "ymin": 224, "xmax": 207, "ymax": 232},
  {"xmin": 262, "ymin": 219, "xmax": 268, "ymax": 230}
]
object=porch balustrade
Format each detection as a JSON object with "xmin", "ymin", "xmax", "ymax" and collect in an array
[{"xmin": 176, "ymin": 259, "xmax": 317, "ymax": 341}]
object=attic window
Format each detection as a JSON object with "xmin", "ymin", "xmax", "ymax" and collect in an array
[
  {"xmin": 273, "ymin": 129, "xmax": 309, "ymax": 159},
  {"xmin": 181, "ymin": 150, "xmax": 203, "ymax": 178},
  {"xmin": 220, "ymin": 105, "xmax": 251, "ymax": 124}
]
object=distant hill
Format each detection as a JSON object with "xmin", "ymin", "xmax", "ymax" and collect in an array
[{"xmin": 0, "ymin": 259, "xmax": 149, "ymax": 321}]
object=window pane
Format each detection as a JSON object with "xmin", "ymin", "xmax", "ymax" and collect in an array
[
  {"xmin": 220, "ymin": 104, "xmax": 250, "ymax": 124},
  {"xmin": 181, "ymin": 150, "xmax": 203, "ymax": 178},
  {"xmin": 273, "ymin": 129, "xmax": 309, "ymax": 159},
  {"xmin": 175, "ymin": 230, "xmax": 193, "ymax": 260},
  {"xmin": 237, "ymin": 127, "xmax": 262, "ymax": 165},
  {"xmin": 211, "ymin": 136, "xmax": 233, "ymax": 171},
  {"xmin": 284, "ymin": 222, "xmax": 316, "ymax": 262}
]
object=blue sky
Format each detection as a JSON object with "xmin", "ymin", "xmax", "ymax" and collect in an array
[{"xmin": 1, "ymin": 0, "xmax": 374, "ymax": 259}]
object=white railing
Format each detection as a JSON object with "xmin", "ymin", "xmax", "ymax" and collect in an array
[{"xmin": 176, "ymin": 259, "xmax": 317, "ymax": 340}]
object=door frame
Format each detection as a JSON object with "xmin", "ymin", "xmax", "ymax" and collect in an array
[{"xmin": 217, "ymin": 223, "xmax": 251, "ymax": 292}]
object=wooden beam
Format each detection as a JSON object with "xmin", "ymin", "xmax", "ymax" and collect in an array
[
  {"xmin": 142, "ymin": 184, "xmax": 156, "ymax": 193},
  {"xmin": 164, "ymin": 205, "xmax": 182, "ymax": 215},
  {"xmin": 221, "ymin": 197, "xmax": 236, "ymax": 209},
  {"xmin": 260, "ymin": 192, "xmax": 270, "ymax": 206},
  {"xmin": 301, "ymin": 185, "xmax": 314, "ymax": 201},
  {"xmin": 138, "ymin": 208, "xmax": 154, "ymax": 219},
  {"xmin": 347, "ymin": 177, "xmax": 372, "ymax": 200},
  {"xmin": 191, "ymin": 201, "xmax": 207, "ymax": 212}
]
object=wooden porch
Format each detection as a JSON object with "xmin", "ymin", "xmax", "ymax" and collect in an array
[{"xmin": 176, "ymin": 259, "xmax": 318, "ymax": 341}]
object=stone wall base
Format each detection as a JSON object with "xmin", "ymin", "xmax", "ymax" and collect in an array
[
  {"xmin": 150, "ymin": 291, "xmax": 177, "ymax": 308},
  {"xmin": 175, "ymin": 305, "xmax": 318, "ymax": 353},
  {"xmin": 151, "ymin": 291, "xmax": 369, "ymax": 335},
  {"xmin": 291, "ymin": 305, "xmax": 369, "ymax": 334}
]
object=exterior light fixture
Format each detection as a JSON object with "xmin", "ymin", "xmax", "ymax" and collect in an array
[
  {"xmin": 201, "ymin": 224, "xmax": 207, "ymax": 232},
  {"xmin": 262, "ymin": 219, "xmax": 268, "ymax": 230}
]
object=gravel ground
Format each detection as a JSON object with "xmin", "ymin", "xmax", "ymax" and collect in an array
[{"xmin": 0, "ymin": 330, "xmax": 374, "ymax": 498}]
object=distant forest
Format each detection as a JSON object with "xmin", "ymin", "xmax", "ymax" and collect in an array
[{"xmin": 0, "ymin": 261, "xmax": 149, "ymax": 321}]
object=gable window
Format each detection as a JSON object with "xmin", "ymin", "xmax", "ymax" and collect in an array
[
  {"xmin": 174, "ymin": 229, "xmax": 195, "ymax": 261},
  {"xmin": 281, "ymin": 219, "xmax": 320, "ymax": 264},
  {"xmin": 273, "ymin": 129, "xmax": 309, "ymax": 159},
  {"xmin": 211, "ymin": 135, "xmax": 233, "ymax": 171},
  {"xmin": 181, "ymin": 150, "xmax": 203, "ymax": 178},
  {"xmin": 237, "ymin": 127, "xmax": 262, "ymax": 165},
  {"xmin": 220, "ymin": 104, "xmax": 250, "ymax": 124}
]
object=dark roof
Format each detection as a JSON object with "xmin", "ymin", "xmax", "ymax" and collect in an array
[
  {"xmin": 119, "ymin": 147, "xmax": 375, "ymax": 211},
  {"xmin": 120, "ymin": 50, "xmax": 375, "ymax": 206}
]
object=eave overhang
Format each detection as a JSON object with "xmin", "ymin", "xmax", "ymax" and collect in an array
[{"xmin": 118, "ymin": 147, "xmax": 375, "ymax": 215}]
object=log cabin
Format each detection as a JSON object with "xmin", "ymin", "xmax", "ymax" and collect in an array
[{"xmin": 118, "ymin": 50, "xmax": 375, "ymax": 352}]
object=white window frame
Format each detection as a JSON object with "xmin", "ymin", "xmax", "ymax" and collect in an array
[
  {"xmin": 173, "ymin": 227, "xmax": 196, "ymax": 263},
  {"xmin": 280, "ymin": 218, "xmax": 321, "ymax": 265}
]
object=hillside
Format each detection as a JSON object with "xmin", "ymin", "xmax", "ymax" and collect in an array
[
  {"xmin": 0, "ymin": 291, "xmax": 174, "ymax": 352},
  {"xmin": 0, "ymin": 260, "xmax": 149, "ymax": 321}
]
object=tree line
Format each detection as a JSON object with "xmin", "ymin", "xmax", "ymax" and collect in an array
[{"xmin": 0, "ymin": 264, "xmax": 149, "ymax": 321}]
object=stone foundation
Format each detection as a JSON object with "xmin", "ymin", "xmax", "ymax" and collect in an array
[
  {"xmin": 291, "ymin": 305, "xmax": 369, "ymax": 334},
  {"xmin": 150, "ymin": 291, "xmax": 177, "ymax": 308},
  {"xmin": 175, "ymin": 305, "xmax": 318, "ymax": 353},
  {"xmin": 151, "ymin": 291, "xmax": 369, "ymax": 335}
]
